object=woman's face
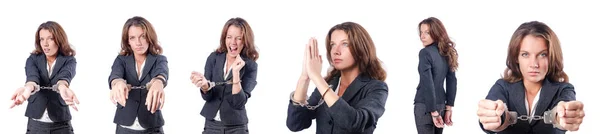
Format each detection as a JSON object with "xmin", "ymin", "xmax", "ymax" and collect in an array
[
  {"xmin": 39, "ymin": 29, "xmax": 59, "ymax": 57},
  {"xmin": 226, "ymin": 25, "xmax": 244, "ymax": 58},
  {"xmin": 518, "ymin": 35, "xmax": 549, "ymax": 83},
  {"xmin": 329, "ymin": 30, "xmax": 356, "ymax": 71},
  {"xmin": 128, "ymin": 26, "xmax": 149, "ymax": 56},
  {"xmin": 419, "ymin": 24, "xmax": 434, "ymax": 46}
]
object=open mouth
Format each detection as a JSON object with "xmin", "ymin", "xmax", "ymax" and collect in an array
[{"xmin": 229, "ymin": 46, "xmax": 238, "ymax": 53}]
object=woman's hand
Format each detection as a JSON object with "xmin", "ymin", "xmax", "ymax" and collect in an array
[
  {"xmin": 9, "ymin": 86, "xmax": 33, "ymax": 108},
  {"xmin": 477, "ymin": 99, "xmax": 506, "ymax": 131},
  {"xmin": 445, "ymin": 105, "xmax": 453, "ymax": 126},
  {"xmin": 555, "ymin": 101, "xmax": 585, "ymax": 131},
  {"xmin": 110, "ymin": 79, "xmax": 129, "ymax": 106},
  {"xmin": 58, "ymin": 85, "xmax": 80, "ymax": 111},
  {"xmin": 431, "ymin": 111, "xmax": 445, "ymax": 128},
  {"xmin": 146, "ymin": 79, "xmax": 165, "ymax": 114},
  {"xmin": 305, "ymin": 37, "xmax": 323, "ymax": 81},
  {"xmin": 191, "ymin": 71, "xmax": 209, "ymax": 90},
  {"xmin": 232, "ymin": 54, "xmax": 246, "ymax": 75}
]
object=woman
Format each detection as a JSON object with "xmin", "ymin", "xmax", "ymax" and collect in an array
[
  {"xmin": 477, "ymin": 21, "xmax": 585, "ymax": 134},
  {"xmin": 9, "ymin": 21, "xmax": 80, "ymax": 134},
  {"xmin": 190, "ymin": 17, "xmax": 259, "ymax": 134},
  {"xmin": 413, "ymin": 17, "xmax": 459, "ymax": 134},
  {"xmin": 286, "ymin": 22, "xmax": 388, "ymax": 134},
  {"xmin": 108, "ymin": 16, "xmax": 169, "ymax": 134}
]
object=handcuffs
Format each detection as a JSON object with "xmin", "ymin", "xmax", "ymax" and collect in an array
[
  {"xmin": 30, "ymin": 85, "xmax": 59, "ymax": 95},
  {"xmin": 289, "ymin": 85, "xmax": 332, "ymax": 110},
  {"xmin": 505, "ymin": 107, "xmax": 560, "ymax": 128}
]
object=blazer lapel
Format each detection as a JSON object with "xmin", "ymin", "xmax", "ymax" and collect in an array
[
  {"xmin": 37, "ymin": 55, "xmax": 50, "ymax": 82},
  {"xmin": 508, "ymin": 81, "xmax": 528, "ymax": 116},
  {"xmin": 341, "ymin": 74, "xmax": 369, "ymax": 102},
  {"xmin": 140, "ymin": 54, "xmax": 156, "ymax": 81},
  {"xmin": 215, "ymin": 53, "xmax": 226, "ymax": 81},
  {"xmin": 49, "ymin": 55, "xmax": 66, "ymax": 80},
  {"xmin": 531, "ymin": 79, "xmax": 559, "ymax": 125},
  {"xmin": 125, "ymin": 55, "xmax": 139, "ymax": 84}
]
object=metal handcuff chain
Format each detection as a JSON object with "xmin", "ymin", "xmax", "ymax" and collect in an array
[{"xmin": 291, "ymin": 85, "xmax": 332, "ymax": 110}]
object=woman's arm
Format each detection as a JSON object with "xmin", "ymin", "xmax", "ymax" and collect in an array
[
  {"xmin": 313, "ymin": 79, "xmax": 388, "ymax": 132},
  {"xmin": 227, "ymin": 60, "xmax": 257, "ymax": 109},
  {"xmin": 200, "ymin": 52, "xmax": 216, "ymax": 101}
]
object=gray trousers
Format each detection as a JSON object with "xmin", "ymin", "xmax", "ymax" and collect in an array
[
  {"xmin": 202, "ymin": 119, "xmax": 248, "ymax": 134},
  {"xmin": 414, "ymin": 103, "xmax": 446, "ymax": 134},
  {"xmin": 26, "ymin": 118, "xmax": 74, "ymax": 134}
]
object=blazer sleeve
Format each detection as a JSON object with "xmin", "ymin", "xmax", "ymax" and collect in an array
[
  {"xmin": 286, "ymin": 87, "xmax": 321, "ymax": 132},
  {"xmin": 479, "ymin": 79, "xmax": 509, "ymax": 133},
  {"xmin": 418, "ymin": 49, "xmax": 437, "ymax": 112},
  {"xmin": 226, "ymin": 60, "xmax": 257, "ymax": 109},
  {"xmin": 108, "ymin": 56, "xmax": 125, "ymax": 89},
  {"xmin": 151, "ymin": 55, "xmax": 169, "ymax": 87},
  {"xmin": 201, "ymin": 52, "xmax": 216, "ymax": 101},
  {"xmin": 327, "ymin": 81, "xmax": 388, "ymax": 132},
  {"xmin": 55, "ymin": 56, "xmax": 77, "ymax": 84},
  {"xmin": 25, "ymin": 54, "xmax": 41, "ymax": 84},
  {"xmin": 445, "ymin": 70, "xmax": 457, "ymax": 106},
  {"xmin": 553, "ymin": 83, "xmax": 576, "ymax": 107}
]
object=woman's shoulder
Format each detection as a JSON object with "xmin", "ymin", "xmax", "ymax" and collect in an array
[
  {"xmin": 546, "ymin": 80, "xmax": 574, "ymax": 90},
  {"xmin": 363, "ymin": 76, "xmax": 388, "ymax": 91}
]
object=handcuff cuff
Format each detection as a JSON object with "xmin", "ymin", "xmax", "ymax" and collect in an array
[{"xmin": 289, "ymin": 85, "xmax": 332, "ymax": 110}]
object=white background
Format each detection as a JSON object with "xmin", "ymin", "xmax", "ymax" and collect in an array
[{"xmin": 1, "ymin": 0, "xmax": 598, "ymax": 133}]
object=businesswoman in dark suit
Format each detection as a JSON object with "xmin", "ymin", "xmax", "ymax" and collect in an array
[
  {"xmin": 477, "ymin": 21, "xmax": 585, "ymax": 134},
  {"xmin": 287, "ymin": 22, "xmax": 388, "ymax": 134},
  {"xmin": 190, "ymin": 17, "xmax": 258, "ymax": 134},
  {"xmin": 108, "ymin": 16, "xmax": 169, "ymax": 134},
  {"xmin": 413, "ymin": 17, "xmax": 458, "ymax": 134},
  {"xmin": 9, "ymin": 21, "xmax": 80, "ymax": 134}
]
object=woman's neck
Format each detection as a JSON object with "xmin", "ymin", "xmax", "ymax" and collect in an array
[
  {"xmin": 340, "ymin": 66, "xmax": 360, "ymax": 86},
  {"xmin": 134, "ymin": 53, "xmax": 147, "ymax": 62},
  {"xmin": 523, "ymin": 79, "xmax": 542, "ymax": 95},
  {"xmin": 227, "ymin": 55, "xmax": 236, "ymax": 63},
  {"xmin": 46, "ymin": 55, "xmax": 57, "ymax": 63}
]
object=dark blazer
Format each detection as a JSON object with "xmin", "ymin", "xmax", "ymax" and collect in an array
[
  {"xmin": 108, "ymin": 53, "xmax": 169, "ymax": 128},
  {"xmin": 200, "ymin": 52, "xmax": 258, "ymax": 125},
  {"xmin": 25, "ymin": 53, "xmax": 76, "ymax": 122},
  {"xmin": 287, "ymin": 74, "xmax": 388, "ymax": 134},
  {"xmin": 414, "ymin": 43, "xmax": 457, "ymax": 112},
  {"xmin": 479, "ymin": 78, "xmax": 576, "ymax": 134}
]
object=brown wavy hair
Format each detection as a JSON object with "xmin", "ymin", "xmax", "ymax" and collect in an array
[
  {"xmin": 216, "ymin": 17, "xmax": 259, "ymax": 61},
  {"xmin": 503, "ymin": 21, "xmax": 568, "ymax": 83},
  {"xmin": 418, "ymin": 17, "xmax": 458, "ymax": 72},
  {"xmin": 324, "ymin": 22, "xmax": 386, "ymax": 82},
  {"xmin": 119, "ymin": 16, "xmax": 162, "ymax": 55},
  {"xmin": 32, "ymin": 21, "xmax": 76, "ymax": 56}
]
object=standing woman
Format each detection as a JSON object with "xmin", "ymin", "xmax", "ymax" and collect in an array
[
  {"xmin": 477, "ymin": 21, "xmax": 585, "ymax": 133},
  {"xmin": 287, "ymin": 22, "xmax": 388, "ymax": 134},
  {"xmin": 9, "ymin": 21, "xmax": 80, "ymax": 134},
  {"xmin": 414, "ymin": 17, "xmax": 459, "ymax": 134},
  {"xmin": 190, "ymin": 17, "xmax": 259, "ymax": 134},
  {"xmin": 108, "ymin": 16, "xmax": 169, "ymax": 134}
]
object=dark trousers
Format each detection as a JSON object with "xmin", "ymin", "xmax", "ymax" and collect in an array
[
  {"xmin": 116, "ymin": 125, "xmax": 163, "ymax": 134},
  {"xmin": 414, "ymin": 103, "xmax": 446, "ymax": 134},
  {"xmin": 26, "ymin": 118, "xmax": 73, "ymax": 134},
  {"xmin": 202, "ymin": 119, "xmax": 248, "ymax": 134}
]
